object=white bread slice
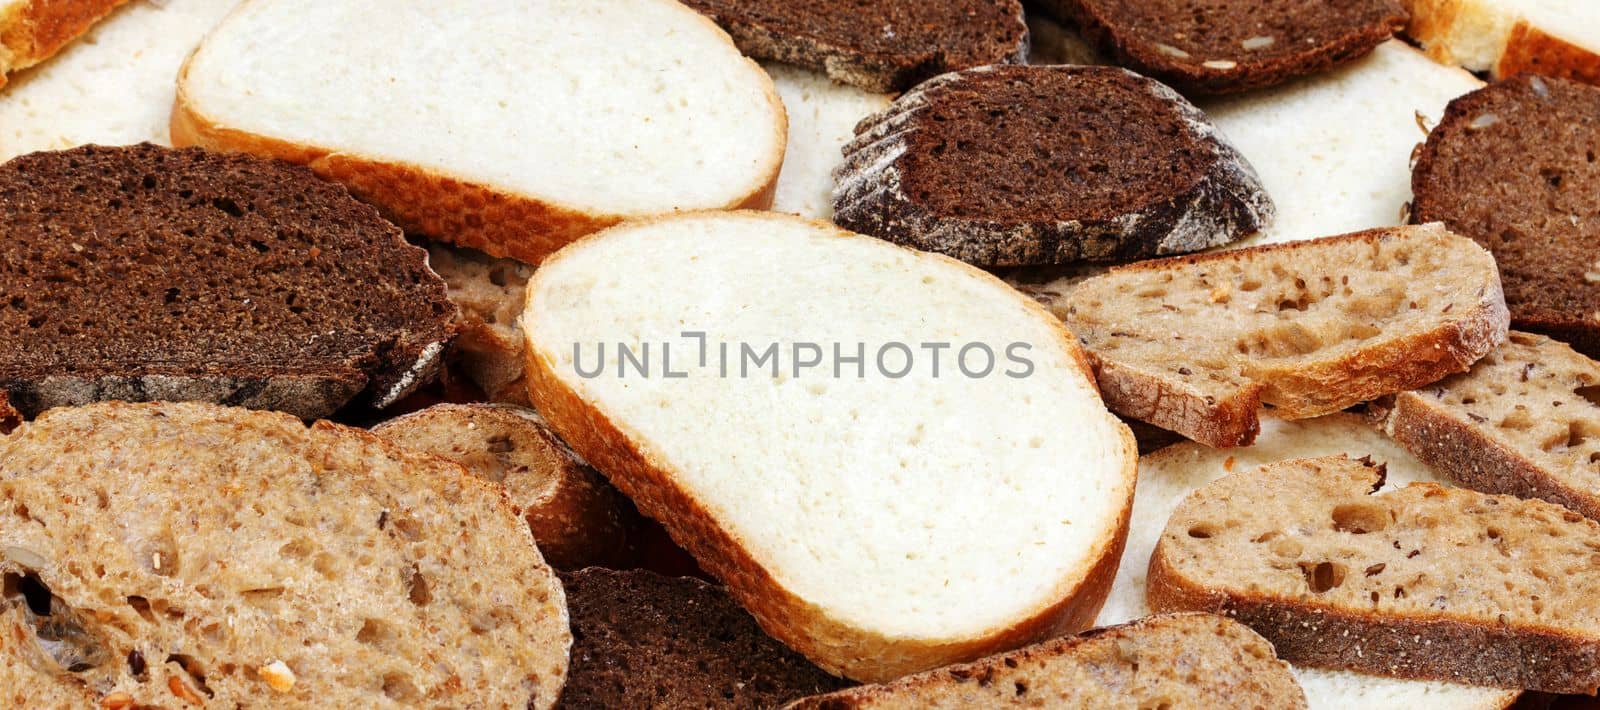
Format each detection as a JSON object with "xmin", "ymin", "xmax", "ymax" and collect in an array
[
  {"xmin": 766, "ymin": 62, "xmax": 892, "ymax": 220},
  {"xmin": 0, "ymin": 0, "xmax": 127, "ymax": 88},
  {"xmin": 0, "ymin": 0, "xmax": 237, "ymax": 161},
  {"xmin": 173, "ymin": 0, "xmax": 787, "ymax": 264},
  {"xmin": 521, "ymin": 211, "xmax": 1137, "ymax": 682},
  {"xmin": 1100, "ymin": 413, "xmax": 1520, "ymax": 710},
  {"xmin": 1403, "ymin": 0, "xmax": 1600, "ymax": 82}
]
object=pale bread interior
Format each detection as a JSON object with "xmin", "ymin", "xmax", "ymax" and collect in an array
[
  {"xmin": 1405, "ymin": 0, "xmax": 1600, "ymax": 73},
  {"xmin": 765, "ymin": 62, "xmax": 892, "ymax": 220}
]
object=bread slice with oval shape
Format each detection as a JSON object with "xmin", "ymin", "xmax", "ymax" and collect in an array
[
  {"xmin": 173, "ymin": 0, "xmax": 786, "ymax": 264},
  {"xmin": 522, "ymin": 211, "xmax": 1137, "ymax": 682}
]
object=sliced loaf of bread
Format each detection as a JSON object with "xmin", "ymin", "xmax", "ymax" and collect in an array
[
  {"xmin": 425, "ymin": 242, "xmax": 534, "ymax": 405},
  {"xmin": 833, "ymin": 65, "xmax": 1273, "ymax": 266},
  {"xmin": 785, "ymin": 613, "xmax": 1306, "ymax": 709},
  {"xmin": 0, "ymin": 401, "xmax": 569, "ymax": 708},
  {"xmin": 173, "ymin": 0, "xmax": 786, "ymax": 264},
  {"xmin": 1402, "ymin": 0, "xmax": 1600, "ymax": 84},
  {"xmin": 678, "ymin": 0, "xmax": 1026, "ymax": 93},
  {"xmin": 766, "ymin": 62, "xmax": 893, "ymax": 220},
  {"xmin": 1151, "ymin": 455, "xmax": 1600, "ymax": 694},
  {"xmin": 0, "ymin": 143, "xmax": 456, "ymax": 420},
  {"xmin": 1060, "ymin": 224, "xmax": 1509, "ymax": 447},
  {"xmin": 0, "ymin": 0, "xmax": 127, "ymax": 87},
  {"xmin": 522, "ymin": 211, "xmax": 1137, "ymax": 681}
]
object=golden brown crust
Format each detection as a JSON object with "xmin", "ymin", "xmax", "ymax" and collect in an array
[
  {"xmin": 1091, "ymin": 359, "xmax": 1262, "ymax": 449},
  {"xmin": 1498, "ymin": 22, "xmax": 1600, "ymax": 84},
  {"xmin": 0, "ymin": 0, "xmax": 128, "ymax": 85}
]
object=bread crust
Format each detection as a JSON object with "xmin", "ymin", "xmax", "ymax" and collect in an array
[
  {"xmin": 169, "ymin": 0, "xmax": 786, "ymax": 265},
  {"xmin": 522, "ymin": 211, "xmax": 1137, "ymax": 682},
  {"xmin": 1404, "ymin": 0, "xmax": 1600, "ymax": 82},
  {"xmin": 0, "ymin": 0, "xmax": 128, "ymax": 85}
]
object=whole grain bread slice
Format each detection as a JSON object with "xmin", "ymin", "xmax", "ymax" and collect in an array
[
  {"xmin": 1150, "ymin": 454, "xmax": 1600, "ymax": 694},
  {"xmin": 425, "ymin": 242, "xmax": 534, "ymax": 405},
  {"xmin": 0, "ymin": 0, "xmax": 128, "ymax": 87},
  {"xmin": 372, "ymin": 403, "xmax": 637, "ymax": 570},
  {"xmin": 679, "ymin": 0, "xmax": 1026, "ymax": 93},
  {"xmin": 1032, "ymin": 0, "xmax": 1407, "ymax": 95},
  {"xmin": 0, "ymin": 401, "xmax": 570, "ymax": 709},
  {"xmin": 0, "ymin": 143, "xmax": 457, "ymax": 420},
  {"xmin": 1411, "ymin": 75, "xmax": 1600, "ymax": 359},
  {"xmin": 832, "ymin": 65, "xmax": 1273, "ymax": 266},
  {"xmin": 784, "ymin": 612, "xmax": 1305, "ymax": 709},
  {"xmin": 1059, "ymin": 224, "xmax": 1509, "ymax": 447}
]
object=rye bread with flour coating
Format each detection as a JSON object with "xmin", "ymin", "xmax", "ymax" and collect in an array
[
  {"xmin": 0, "ymin": 143, "xmax": 457, "ymax": 420},
  {"xmin": 1411, "ymin": 75, "xmax": 1600, "ymax": 359},
  {"xmin": 1032, "ymin": 0, "xmax": 1407, "ymax": 95},
  {"xmin": 832, "ymin": 65, "xmax": 1272, "ymax": 266},
  {"xmin": 679, "ymin": 0, "xmax": 1027, "ymax": 93}
]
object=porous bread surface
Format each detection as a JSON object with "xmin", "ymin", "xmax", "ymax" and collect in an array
[
  {"xmin": 425, "ymin": 242, "xmax": 533, "ymax": 404},
  {"xmin": 0, "ymin": 0, "xmax": 237, "ymax": 161},
  {"xmin": 0, "ymin": 401, "xmax": 569, "ymax": 709},
  {"xmin": 1101, "ymin": 413, "xmax": 1520, "ymax": 710},
  {"xmin": 1033, "ymin": 0, "xmax": 1406, "ymax": 95},
  {"xmin": 558, "ymin": 568, "xmax": 847, "ymax": 708},
  {"xmin": 1383, "ymin": 332, "xmax": 1600, "ymax": 519},
  {"xmin": 1202, "ymin": 40, "xmax": 1482, "ymax": 249},
  {"xmin": 679, "ymin": 0, "xmax": 1026, "ymax": 93},
  {"xmin": 174, "ymin": 0, "xmax": 785, "ymax": 263},
  {"xmin": 1151, "ymin": 455, "xmax": 1600, "ymax": 693},
  {"xmin": 1411, "ymin": 75, "xmax": 1600, "ymax": 358},
  {"xmin": 765, "ymin": 62, "xmax": 892, "ymax": 220},
  {"xmin": 0, "ymin": 143, "xmax": 457, "ymax": 419},
  {"xmin": 1402, "ymin": 0, "xmax": 1600, "ymax": 82},
  {"xmin": 1060, "ymin": 224, "xmax": 1509, "ymax": 447},
  {"xmin": 522, "ymin": 211, "xmax": 1136, "ymax": 681},
  {"xmin": 833, "ymin": 64, "xmax": 1273, "ymax": 266},
  {"xmin": 785, "ymin": 612, "xmax": 1306, "ymax": 709},
  {"xmin": 372, "ymin": 403, "xmax": 634, "ymax": 570},
  {"xmin": 0, "ymin": 0, "xmax": 128, "ymax": 86}
]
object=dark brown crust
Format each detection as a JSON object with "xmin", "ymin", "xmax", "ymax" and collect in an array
[
  {"xmin": 1498, "ymin": 23, "xmax": 1600, "ymax": 85},
  {"xmin": 0, "ymin": 0, "xmax": 128, "ymax": 86},
  {"xmin": 1032, "ymin": 0, "xmax": 1406, "ymax": 95}
]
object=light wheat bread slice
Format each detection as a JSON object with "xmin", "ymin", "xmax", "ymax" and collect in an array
[
  {"xmin": 0, "ymin": 0, "xmax": 127, "ymax": 88},
  {"xmin": 424, "ymin": 242, "xmax": 535, "ymax": 405},
  {"xmin": 521, "ymin": 211, "xmax": 1137, "ymax": 682},
  {"xmin": 1402, "ymin": 0, "xmax": 1600, "ymax": 84},
  {"xmin": 784, "ymin": 612, "xmax": 1306, "ymax": 709},
  {"xmin": 0, "ymin": 401, "xmax": 570, "ymax": 709},
  {"xmin": 1102, "ymin": 414, "xmax": 1522, "ymax": 710},
  {"xmin": 765, "ymin": 62, "xmax": 892, "ymax": 220},
  {"xmin": 1151, "ymin": 454, "xmax": 1600, "ymax": 694},
  {"xmin": 1059, "ymin": 224, "xmax": 1509, "ymax": 448},
  {"xmin": 173, "ymin": 0, "xmax": 786, "ymax": 265}
]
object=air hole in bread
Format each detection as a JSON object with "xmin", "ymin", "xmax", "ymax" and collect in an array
[
  {"xmin": 1501, "ymin": 408, "xmax": 1535, "ymax": 430},
  {"xmin": 126, "ymin": 596, "xmax": 154, "ymax": 623},
  {"xmin": 4, "ymin": 571, "xmax": 110, "ymax": 673},
  {"xmin": 1300, "ymin": 561, "xmax": 1345, "ymax": 593},
  {"xmin": 356, "ymin": 618, "xmax": 390, "ymax": 646},
  {"xmin": 1577, "ymin": 385, "xmax": 1600, "ymax": 408},
  {"xmin": 383, "ymin": 672, "xmax": 422, "ymax": 702},
  {"xmin": 408, "ymin": 567, "xmax": 432, "ymax": 606},
  {"xmin": 1186, "ymin": 525, "xmax": 1216, "ymax": 539},
  {"xmin": 1331, "ymin": 503, "xmax": 1388, "ymax": 534},
  {"xmin": 167, "ymin": 654, "xmax": 215, "ymax": 698}
]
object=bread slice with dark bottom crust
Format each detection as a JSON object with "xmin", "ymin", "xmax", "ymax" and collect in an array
[
  {"xmin": 1412, "ymin": 75, "xmax": 1600, "ymax": 359},
  {"xmin": 1150, "ymin": 455, "xmax": 1600, "ymax": 694},
  {"xmin": 833, "ymin": 65, "xmax": 1273, "ymax": 267},
  {"xmin": 0, "ymin": 143, "xmax": 457, "ymax": 420},
  {"xmin": 785, "ymin": 612, "xmax": 1305, "ymax": 709},
  {"xmin": 678, "ymin": 0, "xmax": 1026, "ymax": 93},
  {"xmin": 1032, "ymin": 0, "xmax": 1407, "ymax": 95}
]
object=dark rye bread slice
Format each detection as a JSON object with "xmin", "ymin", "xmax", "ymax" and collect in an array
[
  {"xmin": 557, "ymin": 568, "xmax": 848, "ymax": 709},
  {"xmin": 0, "ymin": 143, "xmax": 457, "ymax": 420},
  {"xmin": 678, "ymin": 0, "xmax": 1027, "ymax": 93},
  {"xmin": 832, "ymin": 65, "xmax": 1273, "ymax": 267},
  {"xmin": 1411, "ymin": 75, "xmax": 1600, "ymax": 360},
  {"xmin": 1032, "ymin": 0, "xmax": 1407, "ymax": 95}
]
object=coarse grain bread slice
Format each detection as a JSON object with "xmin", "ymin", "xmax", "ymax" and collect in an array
[
  {"xmin": 784, "ymin": 612, "xmax": 1305, "ymax": 709},
  {"xmin": 1149, "ymin": 454, "xmax": 1600, "ymax": 694},
  {"xmin": 1031, "ymin": 0, "xmax": 1406, "ymax": 95},
  {"xmin": 1401, "ymin": 0, "xmax": 1600, "ymax": 84},
  {"xmin": 833, "ymin": 65, "xmax": 1273, "ymax": 267},
  {"xmin": 522, "ymin": 211, "xmax": 1137, "ymax": 681},
  {"xmin": 766, "ymin": 62, "xmax": 893, "ymax": 220},
  {"xmin": 0, "ymin": 143, "xmax": 457, "ymax": 420},
  {"xmin": 1411, "ymin": 75, "xmax": 1600, "ymax": 358},
  {"xmin": 1059, "ymin": 224, "xmax": 1509, "ymax": 448},
  {"xmin": 372, "ymin": 403, "xmax": 636, "ymax": 570},
  {"xmin": 678, "ymin": 0, "xmax": 1026, "ymax": 93},
  {"xmin": 172, "ymin": 0, "xmax": 786, "ymax": 265},
  {"xmin": 1102, "ymin": 413, "xmax": 1522, "ymax": 710},
  {"xmin": 558, "ymin": 568, "xmax": 848, "ymax": 708},
  {"xmin": 424, "ymin": 242, "xmax": 534, "ymax": 405},
  {"xmin": 0, "ymin": 401, "xmax": 570, "ymax": 709},
  {"xmin": 0, "ymin": 0, "xmax": 127, "ymax": 88},
  {"xmin": 1376, "ymin": 331, "xmax": 1600, "ymax": 520}
]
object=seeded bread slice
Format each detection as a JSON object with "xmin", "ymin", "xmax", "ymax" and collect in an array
[
  {"xmin": 424, "ymin": 242, "xmax": 533, "ymax": 405},
  {"xmin": 1033, "ymin": 0, "xmax": 1406, "ymax": 95},
  {"xmin": 0, "ymin": 401, "xmax": 570, "ymax": 709},
  {"xmin": 0, "ymin": 143, "xmax": 457, "ymax": 420},
  {"xmin": 1402, "ymin": 0, "xmax": 1600, "ymax": 84},
  {"xmin": 678, "ymin": 0, "xmax": 1026, "ymax": 93},
  {"xmin": 1060, "ymin": 224, "xmax": 1509, "ymax": 447},
  {"xmin": 833, "ymin": 65, "xmax": 1273, "ymax": 267},
  {"xmin": 1411, "ymin": 75, "xmax": 1600, "ymax": 359},
  {"xmin": 785, "ymin": 612, "xmax": 1305, "ymax": 709},
  {"xmin": 372, "ymin": 403, "xmax": 636, "ymax": 570},
  {"xmin": 1151, "ymin": 454, "xmax": 1600, "ymax": 693},
  {"xmin": 0, "ymin": 0, "xmax": 128, "ymax": 88}
]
